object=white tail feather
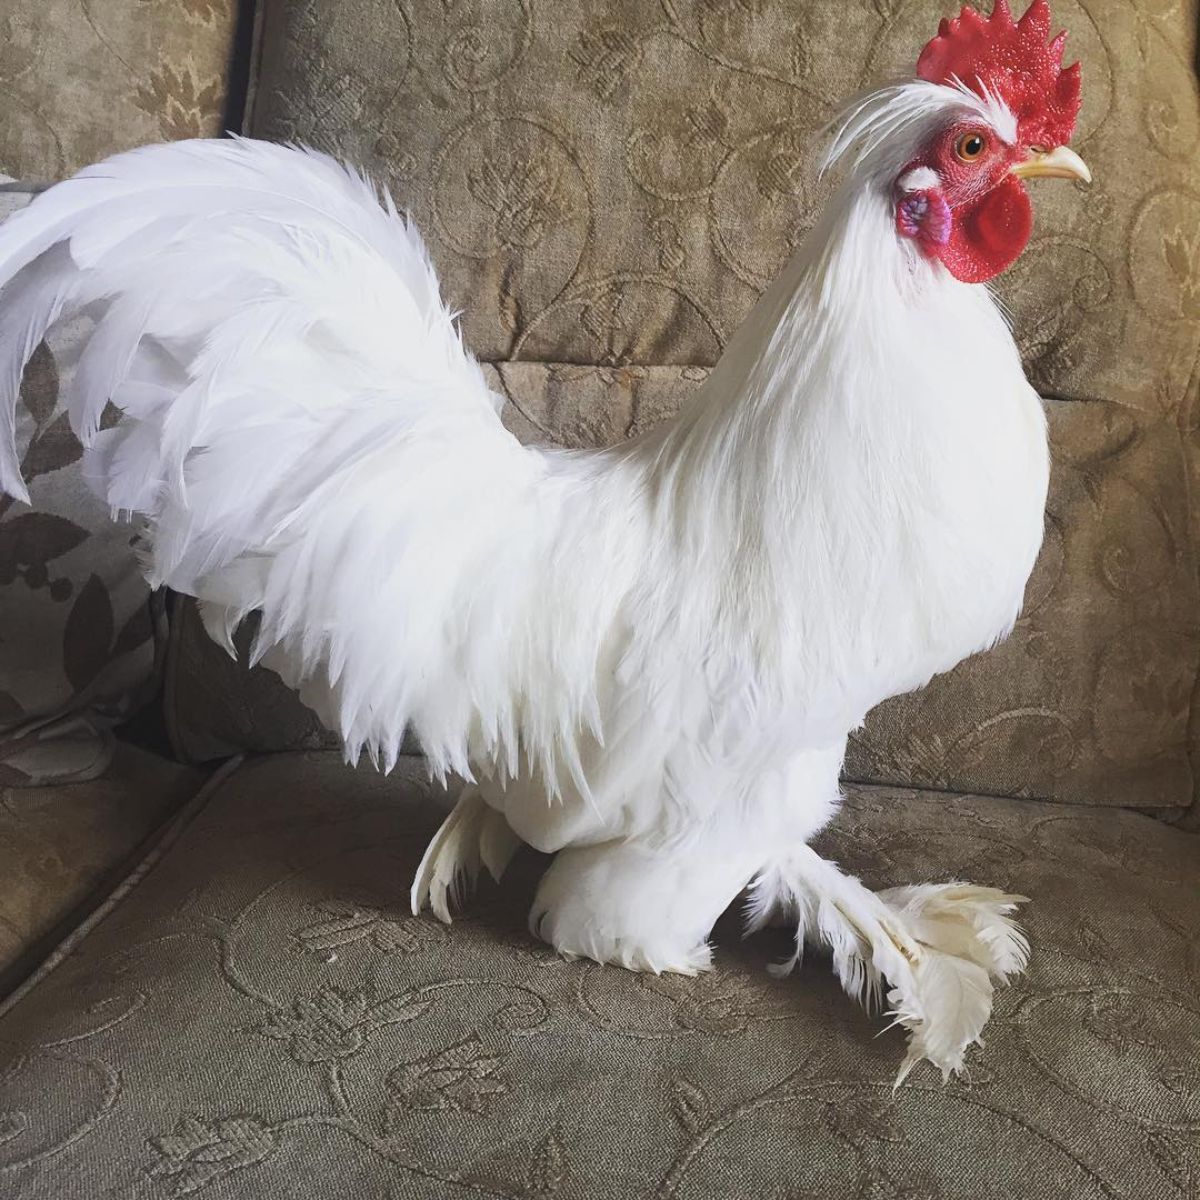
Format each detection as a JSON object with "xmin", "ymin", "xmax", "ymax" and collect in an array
[
  {"xmin": 0, "ymin": 138, "xmax": 616, "ymax": 788},
  {"xmin": 0, "ymin": 243, "xmax": 77, "ymax": 501}
]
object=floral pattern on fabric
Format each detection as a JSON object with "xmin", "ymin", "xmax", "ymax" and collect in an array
[{"xmin": 0, "ymin": 754, "xmax": 1194, "ymax": 1197}]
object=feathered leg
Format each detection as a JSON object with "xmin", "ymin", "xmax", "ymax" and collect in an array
[
  {"xmin": 411, "ymin": 787, "xmax": 522, "ymax": 923},
  {"xmin": 530, "ymin": 832, "xmax": 764, "ymax": 976},
  {"xmin": 746, "ymin": 845, "xmax": 1028, "ymax": 1084}
]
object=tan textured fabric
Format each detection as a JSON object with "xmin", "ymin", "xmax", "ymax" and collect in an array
[
  {"xmin": 0, "ymin": 0, "xmax": 241, "ymax": 181},
  {"xmin": 0, "ymin": 752, "xmax": 1194, "ymax": 1197},
  {"xmin": 169, "ymin": 364, "xmax": 1200, "ymax": 810},
  {"xmin": 1, "ymin": 189, "xmax": 165, "ymax": 786},
  {"xmin": 0, "ymin": 741, "xmax": 204, "ymax": 996}
]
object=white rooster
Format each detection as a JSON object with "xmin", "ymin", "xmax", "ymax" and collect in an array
[{"xmin": 0, "ymin": 1, "xmax": 1088, "ymax": 1082}]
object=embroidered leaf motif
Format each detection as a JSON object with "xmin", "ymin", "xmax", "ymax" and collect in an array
[
  {"xmin": 569, "ymin": 26, "xmax": 640, "ymax": 101},
  {"xmin": 257, "ymin": 986, "xmax": 368, "ymax": 1063},
  {"xmin": 363, "ymin": 993, "xmax": 434, "ymax": 1029},
  {"xmin": 0, "ymin": 513, "xmax": 89, "ymax": 581},
  {"xmin": 1155, "ymin": 1055, "xmax": 1200, "ymax": 1099},
  {"xmin": 385, "ymin": 1033, "xmax": 508, "ymax": 1119},
  {"xmin": 1163, "ymin": 227, "xmax": 1198, "ymax": 284},
  {"xmin": 1076, "ymin": 921, "xmax": 1107, "ymax": 960},
  {"xmin": 21, "ymin": 413, "xmax": 82, "ymax": 482},
  {"xmin": 684, "ymin": 99, "xmax": 730, "ymax": 146},
  {"xmin": 135, "ymin": 63, "xmax": 224, "ymax": 142},
  {"xmin": 652, "ymin": 217, "xmax": 685, "ymax": 273},
  {"xmin": 294, "ymin": 906, "xmax": 377, "ymax": 951},
  {"xmin": 368, "ymin": 916, "xmax": 445, "ymax": 954},
  {"xmin": 527, "ymin": 1125, "xmax": 567, "ymax": 1195},
  {"xmin": 663, "ymin": 972, "xmax": 768, "ymax": 1035},
  {"xmin": 294, "ymin": 900, "xmax": 445, "ymax": 957},
  {"xmin": 467, "ymin": 154, "xmax": 569, "ymax": 249},
  {"xmin": 756, "ymin": 148, "xmax": 804, "ymax": 203},
  {"xmin": 112, "ymin": 602, "xmax": 154, "ymax": 658},
  {"xmin": 18, "ymin": 342, "xmax": 57, "ymax": 425},
  {"xmin": 788, "ymin": 25, "xmax": 810, "ymax": 77},
  {"xmin": 62, "ymin": 574, "xmax": 114, "ymax": 692},
  {"xmin": 498, "ymin": 286, "xmax": 522, "ymax": 336},
  {"xmin": 1084, "ymin": 992, "xmax": 1159, "ymax": 1057},
  {"xmin": 147, "ymin": 1113, "xmax": 276, "ymax": 1196},
  {"xmin": 669, "ymin": 1078, "xmax": 711, "ymax": 1136},
  {"xmin": 1162, "ymin": 227, "xmax": 1200, "ymax": 319}
]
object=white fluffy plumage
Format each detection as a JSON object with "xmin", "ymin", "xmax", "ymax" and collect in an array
[{"xmin": 0, "ymin": 81, "xmax": 1048, "ymax": 1081}]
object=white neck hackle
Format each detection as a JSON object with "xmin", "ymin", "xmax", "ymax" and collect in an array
[{"xmin": 637, "ymin": 81, "xmax": 1013, "ymax": 518}]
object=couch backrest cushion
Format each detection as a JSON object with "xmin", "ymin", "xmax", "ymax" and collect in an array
[
  {"xmin": 165, "ymin": 0, "xmax": 1200, "ymax": 811},
  {"xmin": 0, "ymin": 0, "xmax": 242, "ymax": 182},
  {"xmin": 247, "ymin": 0, "xmax": 1199, "ymax": 411}
]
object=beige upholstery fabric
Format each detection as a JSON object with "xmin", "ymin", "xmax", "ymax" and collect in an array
[
  {"xmin": 170, "ymin": 362, "xmax": 1200, "ymax": 811},
  {"xmin": 163, "ymin": 0, "xmax": 1200, "ymax": 812},
  {"xmin": 1, "ymin": 190, "xmax": 164, "ymax": 786},
  {"xmin": 0, "ymin": 752, "xmax": 1194, "ymax": 1197},
  {"xmin": 0, "ymin": 741, "xmax": 204, "ymax": 996},
  {"xmin": 0, "ymin": 0, "xmax": 240, "ymax": 181}
]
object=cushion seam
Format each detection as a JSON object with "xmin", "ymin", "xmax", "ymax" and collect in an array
[
  {"xmin": 0, "ymin": 754, "xmax": 244, "ymax": 1021},
  {"xmin": 238, "ymin": 0, "xmax": 269, "ymax": 136},
  {"xmin": 1178, "ymin": 334, "xmax": 1200, "ymax": 825}
]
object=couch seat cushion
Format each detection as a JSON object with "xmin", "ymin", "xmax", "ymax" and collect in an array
[
  {"xmin": 0, "ymin": 753, "xmax": 1195, "ymax": 1198},
  {"xmin": 0, "ymin": 741, "xmax": 205, "ymax": 997}
]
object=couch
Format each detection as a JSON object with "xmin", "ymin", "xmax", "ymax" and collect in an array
[{"xmin": 0, "ymin": 2, "xmax": 1196, "ymax": 1197}]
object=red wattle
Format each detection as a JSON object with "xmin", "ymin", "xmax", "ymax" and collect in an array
[{"xmin": 935, "ymin": 174, "xmax": 1033, "ymax": 284}]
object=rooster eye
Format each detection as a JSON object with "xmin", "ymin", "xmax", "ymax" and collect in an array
[{"xmin": 955, "ymin": 133, "xmax": 987, "ymax": 162}]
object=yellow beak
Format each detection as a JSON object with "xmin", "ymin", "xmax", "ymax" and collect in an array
[{"xmin": 1010, "ymin": 145, "xmax": 1091, "ymax": 184}]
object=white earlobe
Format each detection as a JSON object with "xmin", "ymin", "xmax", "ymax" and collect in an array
[{"xmin": 897, "ymin": 166, "xmax": 940, "ymax": 193}]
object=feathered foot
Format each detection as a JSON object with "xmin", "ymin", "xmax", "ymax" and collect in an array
[
  {"xmin": 746, "ymin": 846, "xmax": 1028, "ymax": 1085},
  {"xmin": 530, "ymin": 834, "xmax": 764, "ymax": 976},
  {"xmin": 411, "ymin": 788, "xmax": 522, "ymax": 923}
]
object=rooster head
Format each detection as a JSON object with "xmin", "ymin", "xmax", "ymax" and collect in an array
[{"xmin": 893, "ymin": 0, "xmax": 1087, "ymax": 283}]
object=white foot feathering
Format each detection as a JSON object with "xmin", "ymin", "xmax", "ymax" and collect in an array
[
  {"xmin": 746, "ymin": 846, "xmax": 1028, "ymax": 1084},
  {"xmin": 410, "ymin": 789, "xmax": 521, "ymax": 924},
  {"xmin": 414, "ymin": 788, "xmax": 764, "ymax": 977},
  {"xmin": 414, "ymin": 793, "xmax": 1028, "ymax": 1082}
]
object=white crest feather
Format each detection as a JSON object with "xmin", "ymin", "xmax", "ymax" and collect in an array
[{"xmin": 822, "ymin": 79, "xmax": 1019, "ymax": 181}]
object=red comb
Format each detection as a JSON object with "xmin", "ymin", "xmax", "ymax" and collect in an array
[{"xmin": 916, "ymin": 0, "xmax": 1082, "ymax": 147}]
